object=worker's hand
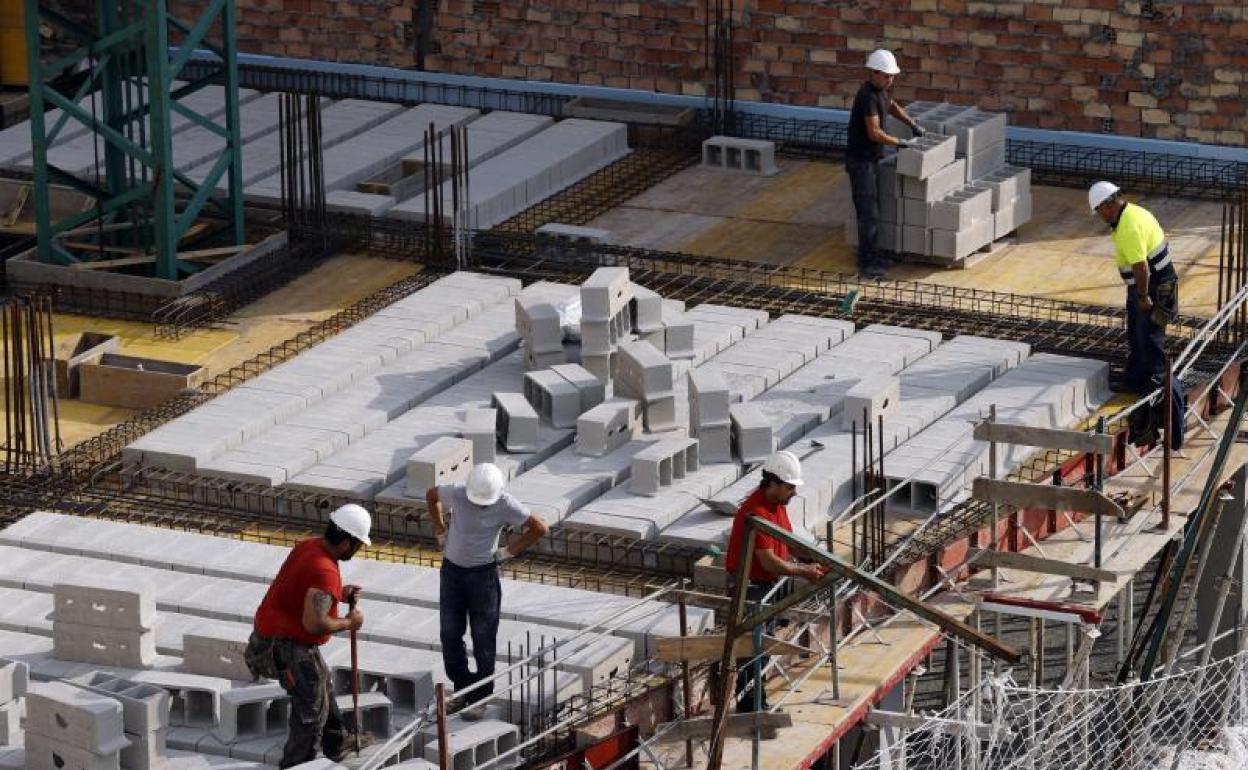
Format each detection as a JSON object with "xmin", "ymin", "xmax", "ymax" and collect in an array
[
  {"xmin": 345, "ymin": 606, "xmax": 364, "ymax": 632},
  {"xmin": 436, "ymin": 531, "xmax": 447, "ymax": 549},
  {"xmin": 494, "ymin": 545, "xmax": 514, "ymax": 563},
  {"xmin": 1138, "ymin": 296, "xmax": 1154, "ymax": 312},
  {"xmin": 897, "ymin": 138, "xmax": 914, "ymax": 149},
  {"xmin": 910, "ymin": 124, "xmax": 926, "ymax": 138},
  {"xmin": 796, "ymin": 563, "xmax": 827, "ymax": 582},
  {"xmin": 342, "ymin": 584, "xmax": 362, "ymax": 605}
]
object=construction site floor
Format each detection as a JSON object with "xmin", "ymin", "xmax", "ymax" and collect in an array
[{"xmin": 588, "ymin": 158, "xmax": 1223, "ymax": 316}]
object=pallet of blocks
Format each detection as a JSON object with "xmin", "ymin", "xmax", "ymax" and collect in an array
[{"xmin": 846, "ymin": 102, "xmax": 1033, "ymax": 267}]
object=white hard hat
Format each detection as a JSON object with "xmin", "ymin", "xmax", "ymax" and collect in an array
[
  {"xmin": 466, "ymin": 463, "xmax": 506, "ymax": 506},
  {"xmin": 329, "ymin": 503, "xmax": 372, "ymax": 546},
  {"xmin": 761, "ymin": 450, "xmax": 804, "ymax": 487},
  {"xmin": 1088, "ymin": 181, "xmax": 1120, "ymax": 212},
  {"xmin": 866, "ymin": 49, "xmax": 901, "ymax": 75}
]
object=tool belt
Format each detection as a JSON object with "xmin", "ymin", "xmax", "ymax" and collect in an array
[
  {"xmin": 1150, "ymin": 278, "xmax": 1178, "ymax": 328},
  {"xmin": 244, "ymin": 631, "xmax": 282, "ymax": 681}
]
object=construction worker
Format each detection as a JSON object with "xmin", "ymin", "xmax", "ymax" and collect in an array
[
  {"xmin": 846, "ymin": 48, "xmax": 926, "ymax": 280},
  {"xmin": 426, "ymin": 462, "xmax": 550, "ymax": 718},
  {"xmin": 723, "ymin": 451, "xmax": 826, "ymax": 712},
  {"xmin": 1088, "ymin": 181, "xmax": 1179, "ymax": 394},
  {"xmin": 245, "ymin": 503, "xmax": 373, "ymax": 768}
]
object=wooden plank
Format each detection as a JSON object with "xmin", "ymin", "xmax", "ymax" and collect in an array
[
  {"xmin": 973, "ymin": 421, "xmax": 1114, "ymax": 455},
  {"xmin": 653, "ymin": 634, "xmax": 812, "ymax": 663},
  {"xmin": 67, "ymin": 255, "xmax": 157, "ymax": 270},
  {"xmin": 969, "ymin": 548, "xmax": 1117, "ymax": 583},
  {"xmin": 864, "ymin": 709, "xmax": 1001, "ymax": 740},
  {"xmin": 972, "ymin": 478, "xmax": 1123, "ymax": 518},
  {"xmin": 177, "ymin": 245, "xmax": 251, "ymax": 262},
  {"xmin": 659, "ymin": 712, "xmax": 792, "ymax": 741}
]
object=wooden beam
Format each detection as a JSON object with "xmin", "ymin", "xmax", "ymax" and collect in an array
[
  {"xmin": 660, "ymin": 711, "xmax": 792, "ymax": 741},
  {"xmin": 968, "ymin": 548, "xmax": 1117, "ymax": 583},
  {"xmin": 972, "ymin": 478, "xmax": 1124, "ymax": 518},
  {"xmin": 973, "ymin": 421, "xmax": 1114, "ymax": 455},
  {"xmin": 653, "ymin": 634, "xmax": 813, "ymax": 663},
  {"xmin": 864, "ymin": 709, "xmax": 1003, "ymax": 740},
  {"xmin": 177, "ymin": 244, "xmax": 251, "ymax": 262},
  {"xmin": 67, "ymin": 254, "xmax": 157, "ymax": 270}
]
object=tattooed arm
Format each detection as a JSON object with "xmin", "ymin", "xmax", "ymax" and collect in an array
[{"xmin": 302, "ymin": 588, "xmax": 363, "ymax": 636}]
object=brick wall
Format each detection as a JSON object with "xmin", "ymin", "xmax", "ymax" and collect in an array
[{"xmin": 208, "ymin": 0, "xmax": 1247, "ymax": 144}]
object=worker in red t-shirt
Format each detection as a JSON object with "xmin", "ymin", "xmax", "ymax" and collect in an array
[
  {"xmin": 246, "ymin": 504, "xmax": 373, "ymax": 768},
  {"xmin": 724, "ymin": 450, "xmax": 826, "ymax": 712}
]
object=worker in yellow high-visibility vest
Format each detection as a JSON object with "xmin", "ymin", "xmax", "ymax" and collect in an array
[{"xmin": 1089, "ymin": 181, "xmax": 1179, "ymax": 394}]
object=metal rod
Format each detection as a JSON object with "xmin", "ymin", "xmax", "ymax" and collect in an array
[
  {"xmin": 435, "ymin": 683, "xmax": 450, "ymax": 769},
  {"xmin": 1162, "ymin": 357, "xmax": 1173, "ymax": 531}
]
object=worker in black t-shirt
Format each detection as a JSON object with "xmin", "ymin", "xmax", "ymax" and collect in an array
[{"xmin": 846, "ymin": 48, "xmax": 924, "ymax": 280}]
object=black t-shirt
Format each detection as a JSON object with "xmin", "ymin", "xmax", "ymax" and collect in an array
[{"xmin": 846, "ymin": 81, "xmax": 891, "ymax": 161}]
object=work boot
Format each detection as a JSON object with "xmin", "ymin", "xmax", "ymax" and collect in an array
[
  {"xmin": 858, "ymin": 263, "xmax": 887, "ymax": 281},
  {"xmin": 326, "ymin": 732, "xmax": 376, "ymax": 761}
]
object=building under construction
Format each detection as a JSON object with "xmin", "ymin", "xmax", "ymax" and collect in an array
[{"xmin": 0, "ymin": 2, "xmax": 1246, "ymax": 769}]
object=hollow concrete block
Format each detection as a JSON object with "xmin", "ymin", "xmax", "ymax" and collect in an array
[
  {"xmin": 580, "ymin": 267, "xmax": 632, "ymax": 322},
  {"xmin": 0, "ymin": 702, "xmax": 17, "ymax": 747},
  {"xmin": 575, "ymin": 399, "xmax": 641, "ymax": 457},
  {"xmin": 24, "ymin": 730, "xmax": 124, "ymax": 770},
  {"xmin": 630, "ymin": 285, "xmax": 664, "ymax": 333},
  {"xmin": 523, "ymin": 370, "xmax": 583, "ymax": 429},
  {"xmin": 26, "ymin": 681, "xmax": 128, "ymax": 755},
  {"xmin": 929, "ymin": 185, "xmax": 994, "ymax": 231},
  {"xmin": 53, "ymin": 622, "xmax": 156, "ymax": 668},
  {"xmin": 896, "ymin": 133, "xmax": 956, "ymax": 180},
  {"xmin": 183, "ymin": 631, "xmax": 255, "ymax": 682},
  {"xmin": 660, "ymin": 306, "xmax": 695, "ymax": 359},
  {"xmin": 53, "ymin": 581, "xmax": 155, "ymax": 631},
  {"xmin": 980, "ymin": 166, "xmax": 1031, "ymax": 212},
  {"xmin": 842, "ymin": 374, "xmax": 901, "ymax": 430},
  {"xmin": 214, "ymin": 683, "xmax": 288, "ymax": 744},
  {"xmin": 406, "ymin": 437, "xmax": 474, "ymax": 496},
  {"xmin": 729, "ymin": 403, "xmax": 774, "ymax": 464},
  {"xmin": 514, "ymin": 298, "xmax": 562, "ymax": 354},
  {"xmin": 331, "ymin": 665, "xmax": 433, "ymax": 713},
  {"xmin": 688, "ymin": 369, "xmax": 731, "ymax": 428},
  {"xmin": 993, "ymin": 191, "xmax": 1032, "ymax": 240},
  {"xmin": 701, "ymin": 136, "xmax": 779, "ymax": 176},
  {"xmin": 901, "ymin": 158, "xmax": 966, "ymax": 202},
  {"xmin": 643, "ymin": 394, "xmax": 679, "ymax": 433},
  {"xmin": 902, "ymin": 224, "xmax": 930, "ymax": 256},
  {"xmin": 491, "ymin": 392, "xmax": 539, "ymax": 453},
  {"xmin": 550, "ymin": 363, "xmax": 605, "ymax": 412},
  {"xmin": 70, "ymin": 673, "xmax": 169, "ymax": 734},
  {"xmin": 578, "ymin": 319, "xmax": 613, "ymax": 356},
  {"xmin": 458, "ymin": 408, "xmax": 498, "ymax": 464},
  {"xmin": 630, "ymin": 438, "xmax": 700, "ymax": 495},
  {"xmin": 119, "ymin": 729, "xmax": 165, "ymax": 770},
  {"xmin": 580, "ymin": 352, "xmax": 612, "ymax": 384},
  {"xmin": 614, "ymin": 340, "xmax": 673, "ymax": 400},
  {"xmin": 334, "ymin": 691, "xmax": 392, "ymax": 738},
  {"xmin": 693, "ymin": 421, "xmax": 732, "ymax": 463},
  {"xmin": 964, "ymin": 140, "xmax": 1006, "ymax": 183},
  {"xmin": 930, "ymin": 216, "xmax": 994, "ymax": 261},
  {"xmin": 0, "ymin": 658, "xmax": 28, "ymax": 703},
  {"xmin": 523, "ymin": 346, "xmax": 566, "ymax": 371}
]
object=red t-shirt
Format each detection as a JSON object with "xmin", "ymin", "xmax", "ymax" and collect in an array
[
  {"xmin": 254, "ymin": 538, "xmax": 341, "ymax": 646},
  {"xmin": 724, "ymin": 488, "xmax": 793, "ymax": 584}
]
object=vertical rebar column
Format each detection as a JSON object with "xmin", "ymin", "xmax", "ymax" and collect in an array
[{"xmin": 1162, "ymin": 358, "xmax": 1173, "ymax": 532}]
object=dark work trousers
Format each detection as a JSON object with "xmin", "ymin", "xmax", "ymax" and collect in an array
[
  {"xmin": 730, "ymin": 581, "xmax": 779, "ymax": 711},
  {"xmin": 440, "ymin": 559, "xmax": 502, "ymax": 698},
  {"xmin": 846, "ymin": 157, "xmax": 882, "ymax": 270},
  {"xmin": 1125, "ymin": 283, "xmax": 1169, "ymax": 393},
  {"xmin": 275, "ymin": 641, "xmax": 348, "ymax": 768}
]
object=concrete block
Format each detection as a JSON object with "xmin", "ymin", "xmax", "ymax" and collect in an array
[
  {"xmin": 534, "ymin": 223, "xmax": 615, "ymax": 256},
  {"xmin": 575, "ymin": 399, "xmax": 641, "ymax": 456},
  {"xmin": 630, "ymin": 438, "xmax": 700, "ymax": 495},
  {"xmin": 902, "ymin": 198, "xmax": 932, "ymax": 228},
  {"xmin": 0, "ymin": 658, "xmax": 28, "ymax": 703},
  {"xmin": 901, "ymin": 158, "xmax": 965, "ymax": 202},
  {"xmin": 0, "ymin": 702, "xmax": 17, "ymax": 747},
  {"xmin": 406, "ymin": 437, "xmax": 474, "ymax": 496},
  {"xmin": 514, "ymin": 298, "xmax": 563, "ymax": 354},
  {"xmin": 879, "ymin": 191, "xmax": 899, "ymax": 225},
  {"xmin": 524, "ymin": 369, "xmax": 583, "ymax": 429},
  {"xmin": 994, "ymin": 191, "xmax": 1032, "ymax": 239},
  {"xmin": 26, "ymin": 681, "xmax": 128, "ymax": 754},
  {"xmin": 631, "ymin": 285, "xmax": 664, "ymax": 333},
  {"xmin": 458, "ymin": 408, "xmax": 498, "ymax": 464},
  {"xmin": 930, "ymin": 216, "xmax": 994, "ymax": 261},
  {"xmin": 491, "ymin": 393, "xmax": 539, "ymax": 453},
  {"xmin": 215, "ymin": 684, "xmax": 288, "ymax": 744},
  {"xmin": 693, "ymin": 421, "xmax": 732, "ymax": 463},
  {"xmin": 878, "ymin": 155, "xmax": 900, "ymax": 198},
  {"xmin": 688, "ymin": 368, "xmax": 731, "ymax": 428},
  {"xmin": 183, "ymin": 631, "xmax": 254, "ymax": 682},
  {"xmin": 981, "ymin": 166, "xmax": 1031, "ymax": 211},
  {"xmin": 729, "ymin": 403, "xmax": 774, "ymax": 464},
  {"xmin": 579, "ymin": 319, "xmax": 613, "ymax": 356},
  {"xmin": 946, "ymin": 109, "xmax": 1007, "ymax": 156},
  {"xmin": 53, "ymin": 622, "xmax": 156, "ymax": 668},
  {"xmin": 330, "ymin": 664, "xmax": 433, "ymax": 713},
  {"xmin": 333, "ymin": 691, "xmax": 391, "ymax": 737},
  {"xmin": 614, "ymin": 340, "xmax": 673, "ymax": 400},
  {"xmin": 523, "ymin": 346, "xmax": 566, "ymax": 371},
  {"xmin": 129, "ymin": 671, "xmax": 224, "ymax": 728},
  {"xmin": 25, "ymin": 730, "xmax": 124, "ymax": 770},
  {"xmin": 54, "ymin": 581, "xmax": 155, "ymax": 630},
  {"xmin": 964, "ymin": 140, "xmax": 1006, "ymax": 182},
  {"xmin": 902, "ymin": 224, "xmax": 930, "ymax": 256},
  {"xmin": 580, "ymin": 267, "xmax": 632, "ymax": 322},
  {"xmin": 896, "ymin": 133, "xmax": 956, "ymax": 180},
  {"xmin": 580, "ymin": 352, "xmax": 612, "ymax": 384},
  {"xmin": 929, "ymin": 185, "xmax": 994, "ymax": 231},
  {"xmin": 119, "ymin": 729, "xmax": 165, "ymax": 770},
  {"xmin": 71, "ymin": 673, "xmax": 169, "ymax": 734},
  {"xmin": 842, "ymin": 374, "xmax": 901, "ymax": 430},
  {"xmin": 422, "ymin": 718, "xmax": 519, "ymax": 770},
  {"xmin": 661, "ymin": 305, "xmax": 696, "ymax": 359},
  {"xmin": 550, "ymin": 364, "xmax": 605, "ymax": 412},
  {"xmin": 642, "ymin": 393, "xmax": 679, "ymax": 433},
  {"xmin": 702, "ymin": 136, "xmax": 779, "ymax": 176}
]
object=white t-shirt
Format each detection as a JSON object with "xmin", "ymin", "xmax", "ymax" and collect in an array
[{"xmin": 438, "ymin": 482, "xmax": 530, "ymax": 568}]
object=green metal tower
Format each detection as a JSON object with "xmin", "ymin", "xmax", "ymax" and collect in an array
[{"xmin": 22, "ymin": 0, "xmax": 244, "ymax": 279}]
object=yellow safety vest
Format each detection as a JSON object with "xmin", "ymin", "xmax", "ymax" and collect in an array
[{"xmin": 1112, "ymin": 203, "xmax": 1170, "ymax": 286}]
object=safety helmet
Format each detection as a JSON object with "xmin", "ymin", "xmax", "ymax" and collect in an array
[
  {"xmin": 329, "ymin": 503, "xmax": 372, "ymax": 546},
  {"xmin": 866, "ymin": 49, "xmax": 901, "ymax": 76},
  {"xmin": 1088, "ymin": 181, "xmax": 1120, "ymax": 212},
  {"xmin": 466, "ymin": 462, "xmax": 506, "ymax": 506},
  {"xmin": 761, "ymin": 450, "xmax": 804, "ymax": 487}
]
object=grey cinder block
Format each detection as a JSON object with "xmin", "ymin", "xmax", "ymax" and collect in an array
[
  {"xmin": 406, "ymin": 436, "xmax": 474, "ymax": 496},
  {"xmin": 702, "ymin": 136, "xmax": 780, "ymax": 176},
  {"xmin": 902, "ymin": 224, "xmax": 930, "ymax": 256},
  {"xmin": 688, "ymin": 368, "xmax": 731, "ymax": 427},
  {"xmin": 630, "ymin": 437, "xmax": 700, "ymax": 495},
  {"xmin": 901, "ymin": 157, "xmax": 966, "ymax": 202},
  {"xmin": 53, "ymin": 622, "xmax": 156, "ymax": 668},
  {"xmin": 491, "ymin": 392, "xmax": 540, "ymax": 452},
  {"xmin": 551, "ymin": 363, "xmax": 606, "ymax": 412},
  {"xmin": 0, "ymin": 658, "xmax": 28, "ymax": 703},
  {"xmin": 70, "ymin": 673, "xmax": 169, "ymax": 735},
  {"xmin": 631, "ymin": 285, "xmax": 664, "ymax": 333},
  {"xmin": 729, "ymin": 403, "xmax": 774, "ymax": 464},
  {"xmin": 981, "ymin": 166, "xmax": 1031, "ymax": 211},
  {"xmin": 842, "ymin": 374, "xmax": 901, "ymax": 430},
  {"xmin": 660, "ymin": 305, "xmax": 695, "ymax": 359},
  {"xmin": 946, "ymin": 109, "xmax": 1007, "ymax": 156},
  {"xmin": 515, "ymin": 298, "xmax": 563, "ymax": 354},
  {"xmin": 183, "ymin": 631, "xmax": 255, "ymax": 682},
  {"xmin": 580, "ymin": 267, "xmax": 632, "ymax": 322},
  {"xmin": 930, "ymin": 216, "xmax": 995, "ymax": 261},
  {"xmin": 580, "ymin": 352, "xmax": 612, "ymax": 384},
  {"xmin": 215, "ymin": 683, "xmax": 289, "ymax": 744},
  {"xmin": 693, "ymin": 421, "xmax": 732, "ymax": 463},
  {"xmin": 25, "ymin": 730, "xmax": 125, "ymax": 770},
  {"xmin": 896, "ymin": 133, "xmax": 956, "ymax": 180},
  {"xmin": 964, "ymin": 140, "xmax": 1006, "ymax": 182},
  {"xmin": 643, "ymin": 393, "xmax": 679, "ymax": 433},
  {"xmin": 902, "ymin": 198, "xmax": 932, "ymax": 228},
  {"xmin": 524, "ymin": 369, "xmax": 583, "ymax": 429},
  {"xmin": 334, "ymin": 691, "xmax": 392, "ymax": 738},
  {"xmin": 575, "ymin": 399, "xmax": 641, "ymax": 456},
  {"xmin": 0, "ymin": 702, "xmax": 17, "ymax": 747},
  {"xmin": 994, "ymin": 191, "xmax": 1033, "ymax": 239},
  {"xmin": 524, "ymin": 346, "xmax": 566, "ymax": 371},
  {"xmin": 26, "ymin": 681, "xmax": 128, "ymax": 755},
  {"xmin": 579, "ymin": 319, "xmax": 614, "ymax": 356},
  {"xmin": 614, "ymin": 340, "xmax": 674, "ymax": 400},
  {"xmin": 458, "ymin": 408, "xmax": 498, "ymax": 463},
  {"xmin": 54, "ymin": 582, "xmax": 155, "ymax": 631},
  {"xmin": 929, "ymin": 185, "xmax": 994, "ymax": 231}
]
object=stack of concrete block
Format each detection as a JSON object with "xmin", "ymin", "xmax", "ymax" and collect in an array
[
  {"xmin": 630, "ymin": 438, "xmax": 700, "ymax": 495},
  {"xmin": 575, "ymin": 399, "xmax": 641, "ymax": 457},
  {"xmin": 25, "ymin": 681, "xmax": 130, "ymax": 770},
  {"xmin": 854, "ymin": 102, "xmax": 1031, "ymax": 264},
  {"xmin": 52, "ymin": 582, "xmax": 156, "ymax": 668},
  {"xmin": 579, "ymin": 267, "xmax": 634, "ymax": 383},
  {"xmin": 214, "ymin": 683, "xmax": 290, "ymax": 744},
  {"xmin": 71, "ymin": 673, "xmax": 170, "ymax": 770},
  {"xmin": 0, "ymin": 660, "xmax": 27, "ymax": 747},
  {"xmin": 535, "ymin": 223, "xmax": 616, "ymax": 258},
  {"xmin": 491, "ymin": 392, "xmax": 540, "ymax": 453},
  {"xmin": 688, "ymin": 369, "xmax": 732, "ymax": 463},
  {"xmin": 631, "ymin": 285, "xmax": 665, "ymax": 349},
  {"xmin": 729, "ymin": 403, "xmax": 774, "ymax": 464},
  {"xmin": 419, "ymin": 719, "xmax": 520, "ymax": 770},
  {"xmin": 701, "ymin": 136, "xmax": 780, "ymax": 176},
  {"xmin": 516, "ymin": 297, "xmax": 565, "ymax": 371},
  {"xmin": 406, "ymin": 436, "xmax": 474, "ymax": 497},
  {"xmin": 524, "ymin": 370, "xmax": 582, "ymax": 429},
  {"xmin": 614, "ymin": 340, "xmax": 677, "ymax": 432}
]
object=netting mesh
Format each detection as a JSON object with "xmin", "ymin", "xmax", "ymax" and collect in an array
[{"xmin": 853, "ymin": 651, "xmax": 1248, "ymax": 770}]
